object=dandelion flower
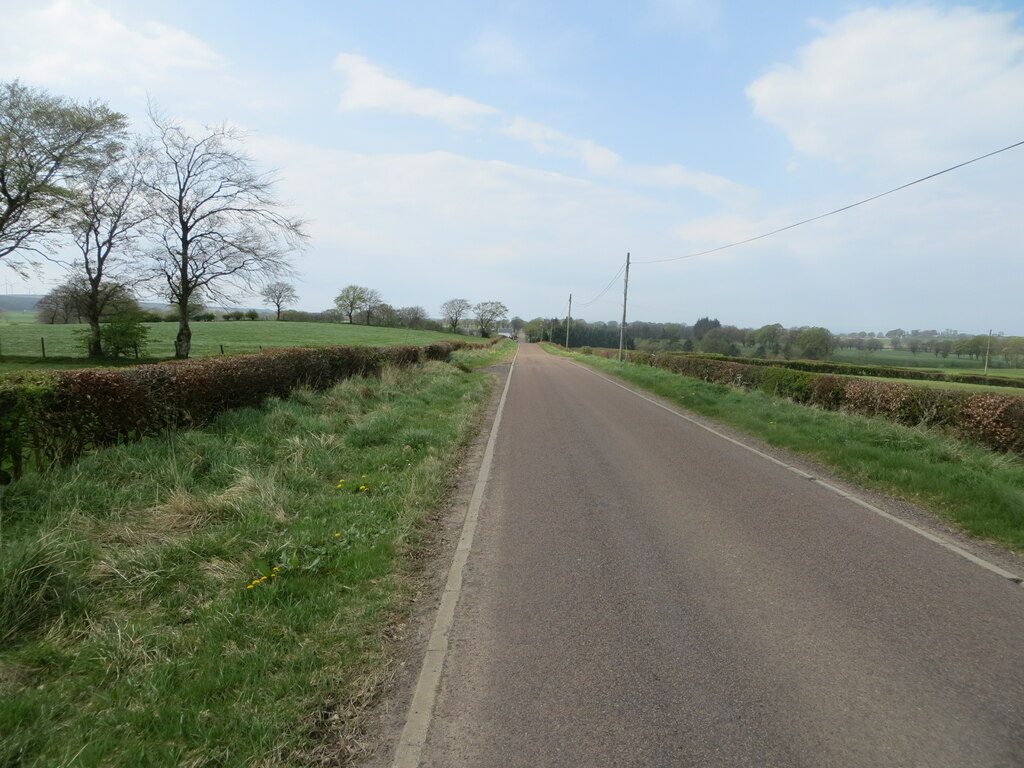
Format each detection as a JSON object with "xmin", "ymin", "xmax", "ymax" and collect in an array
[
  {"xmin": 334, "ymin": 533, "xmax": 341, "ymax": 537},
  {"xmin": 246, "ymin": 585, "xmax": 254, "ymax": 589}
]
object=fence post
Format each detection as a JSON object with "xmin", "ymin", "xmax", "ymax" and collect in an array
[
  {"xmin": 41, "ymin": 337, "xmax": 46, "ymax": 358},
  {"xmin": 220, "ymin": 344, "xmax": 225, "ymax": 355}
]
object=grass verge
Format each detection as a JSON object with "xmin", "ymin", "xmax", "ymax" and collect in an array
[
  {"xmin": 449, "ymin": 338, "xmax": 516, "ymax": 369},
  {"xmin": 553, "ymin": 347, "xmax": 1024, "ymax": 552},
  {"xmin": 0, "ymin": 360, "xmax": 494, "ymax": 766}
]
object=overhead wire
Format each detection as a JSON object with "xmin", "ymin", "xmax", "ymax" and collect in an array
[
  {"xmin": 567, "ymin": 138, "xmax": 1023, "ymax": 319},
  {"xmin": 635, "ymin": 138, "xmax": 1024, "ymax": 265},
  {"xmin": 576, "ymin": 262, "xmax": 627, "ymax": 308}
]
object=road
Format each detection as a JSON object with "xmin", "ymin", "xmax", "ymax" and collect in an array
[{"xmin": 406, "ymin": 343, "xmax": 1024, "ymax": 767}]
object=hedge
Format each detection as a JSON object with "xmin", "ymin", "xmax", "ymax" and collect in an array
[
  {"xmin": 653, "ymin": 351, "xmax": 1024, "ymax": 390},
  {"xmin": 0, "ymin": 339, "xmax": 493, "ymax": 483},
  {"xmin": 587, "ymin": 348, "xmax": 1024, "ymax": 455}
]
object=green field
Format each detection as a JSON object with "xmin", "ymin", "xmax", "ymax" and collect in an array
[
  {"xmin": 830, "ymin": 347, "xmax": 1022, "ymax": 374},
  {"xmin": 0, "ymin": 319, "xmax": 473, "ymax": 370},
  {"xmin": 856, "ymin": 375, "xmax": 1024, "ymax": 396}
]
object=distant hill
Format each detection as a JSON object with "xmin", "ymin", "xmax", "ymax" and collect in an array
[{"xmin": 0, "ymin": 294, "xmax": 42, "ymax": 313}]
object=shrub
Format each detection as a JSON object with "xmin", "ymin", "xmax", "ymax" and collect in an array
[
  {"xmin": 597, "ymin": 348, "xmax": 1024, "ymax": 456},
  {"xmin": 0, "ymin": 339, "xmax": 490, "ymax": 482}
]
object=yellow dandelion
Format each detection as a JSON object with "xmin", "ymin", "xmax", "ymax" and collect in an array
[
  {"xmin": 334, "ymin": 532, "xmax": 341, "ymax": 537},
  {"xmin": 361, "ymin": 475, "xmax": 367, "ymax": 478},
  {"xmin": 260, "ymin": 576, "xmax": 268, "ymax": 581},
  {"xmin": 246, "ymin": 585, "xmax": 254, "ymax": 589}
]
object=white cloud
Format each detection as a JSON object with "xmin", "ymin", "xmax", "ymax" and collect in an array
[
  {"xmin": 501, "ymin": 117, "xmax": 754, "ymax": 204},
  {"xmin": 0, "ymin": 0, "xmax": 224, "ymax": 88},
  {"xmin": 333, "ymin": 53, "xmax": 498, "ymax": 127},
  {"xmin": 748, "ymin": 6, "xmax": 1024, "ymax": 174},
  {"xmin": 245, "ymin": 132, "xmax": 669, "ymax": 313}
]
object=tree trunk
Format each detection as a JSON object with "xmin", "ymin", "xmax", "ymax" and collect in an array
[
  {"xmin": 175, "ymin": 316, "xmax": 192, "ymax": 358},
  {"xmin": 88, "ymin": 319, "xmax": 103, "ymax": 358}
]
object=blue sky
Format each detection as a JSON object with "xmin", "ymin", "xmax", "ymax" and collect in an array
[{"xmin": 2, "ymin": 0, "xmax": 1023, "ymax": 334}]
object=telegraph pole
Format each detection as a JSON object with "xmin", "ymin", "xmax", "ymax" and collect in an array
[
  {"xmin": 617, "ymin": 253, "xmax": 631, "ymax": 362},
  {"xmin": 565, "ymin": 294, "xmax": 572, "ymax": 348},
  {"xmin": 984, "ymin": 329, "xmax": 993, "ymax": 376}
]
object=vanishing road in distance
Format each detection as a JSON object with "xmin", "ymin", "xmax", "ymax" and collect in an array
[{"xmin": 410, "ymin": 343, "xmax": 1024, "ymax": 767}]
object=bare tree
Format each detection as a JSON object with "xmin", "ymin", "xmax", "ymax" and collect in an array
[
  {"xmin": 261, "ymin": 280, "xmax": 298, "ymax": 320},
  {"xmin": 335, "ymin": 284, "xmax": 368, "ymax": 324},
  {"xmin": 142, "ymin": 108, "xmax": 307, "ymax": 358},
  {"xmin": 362, "ymin": 287, "xmax": 383, "ymax": 326},
  {"xmin": 0, "ymin": 81, "xmax": 127, "ymax": 274},
  {"xmin": 36, "ymin": 276, "xmax": 137, "ymax": 326},
  {"xmin": 440, "ymin": 298, "xmax": 471, "ymax": 334},
  {"xmin": 57, "ymin": 141, "xmax": 149, "ymax": 357},
  {"xmin": 398, "ymin": 305, "xmax": 427, "ymax": 329},
  {"xmin": 473, "ymin": 300, "xmax": 509, "ymax": 338},
  {"xmin": 36, "ymin": 281, "xmax": 82, "ymax": 324}
]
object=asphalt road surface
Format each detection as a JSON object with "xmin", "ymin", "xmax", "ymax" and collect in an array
[{"xmin": 414, "ymin": 343, "xmax": 1024, "ymax": 767}]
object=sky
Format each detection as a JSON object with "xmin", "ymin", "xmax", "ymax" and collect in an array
[{"xmin": 1, "ymin": 0, "xmax": 1023, "ymax": 335}]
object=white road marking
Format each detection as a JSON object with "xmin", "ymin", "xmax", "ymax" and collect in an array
[
  {"xmin": 571, "ymin": 358, "xmax": 1023, "ymax": 587},
  {"xmin": 391, "ymin": 347, "xmax": 519, "ymax": 768}
]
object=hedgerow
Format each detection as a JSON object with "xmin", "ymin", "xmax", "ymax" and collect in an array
[
  {"xmin": 0, "ymin": 339, "xmax": 493, "ymax": 483},
  {"xmin": 660, "ymin": 351, "xmax": 1024, "ymax": 390},
  {"xmin": 587, "ymin": 347, "xmax": 1024, "ymax": 455}
]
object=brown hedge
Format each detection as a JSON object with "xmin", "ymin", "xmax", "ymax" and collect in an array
[
  {"xmin": 0, "ymin": 339, "xmax": 490, "ymax": 483},
  {"xmin": 587, "ymin": 347, "xmax": 1024, "ymax": 455}
]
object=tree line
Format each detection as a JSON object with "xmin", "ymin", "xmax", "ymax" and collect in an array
[
  {"xmin": 522, "ymin": 316, "xmax": 1024, "ymax": 366},
  {"xmin": 1, "ymin": 80, "xmax": 306, "ymax": 358}
]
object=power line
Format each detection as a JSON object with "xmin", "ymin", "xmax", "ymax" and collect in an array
[
  {"xmin": 636, "ymin": 138, "xmax": 1024, "ymax": 265},
  {"xmin": 576, "ymin": 261, "xmax": 626, "ymax": 308}
]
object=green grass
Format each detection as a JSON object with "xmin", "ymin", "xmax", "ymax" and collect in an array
[
  {"xmin": 556, "ymin": 348, "xmax": 1024, "ymax": 552},
  {"xmin": 0, "ymin": 320, "xmax": 474, "ymax": 362},
  {"xmin": 830, "ymin": 347, "xmax": 1023, "ymax": 373},
  {"xmin": 449, "ymin": 338, "xmax": 517, "ymax": 369},
  {"xmin": 0, "ymin": 311, "xmax": 36, "ymax": 324},
  {"xmin": 0, "ymin": 359, "xmax": 499, "ymax": 766}
]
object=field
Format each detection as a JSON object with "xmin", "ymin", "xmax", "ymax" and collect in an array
[
  {"xmin": 0, "ymin": 317, "xmax": 473, "ymax": 372},
  {"xmin": 855, "ymin": 375, "xmax": 1024, "ymax": 396},
  {"xmin": 830, "ymin": 347, "xmax": 1023, "ymax": 375}
]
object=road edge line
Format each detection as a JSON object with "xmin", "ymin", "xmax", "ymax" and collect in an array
[
  {"xmin": 569, "ymin": 358, "xmax": 1024, "ymax": 587},
  {"xmin": 391, "ymin": 347, "xmax": 519, "ymax": 768}
]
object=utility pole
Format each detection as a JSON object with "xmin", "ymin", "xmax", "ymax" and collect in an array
[
  {"xmin": 618, "ymin": 253, "xmax": 631, "ymax": 362},
  {"xmin": 565, "ymin": 294, "xmax": 572, "ymax": 348},
  {"xmin": 984, "ymin": 329, "xmax": 993, "ymax": 376}
]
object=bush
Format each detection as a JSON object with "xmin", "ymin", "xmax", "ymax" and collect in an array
[
  {"xmin": 593, "ymin": 347, "xmax": 1024, "ymax": 456},
  {"xmin": 0, "ymin": 339, "xmax": 490, "ymax": 482}
]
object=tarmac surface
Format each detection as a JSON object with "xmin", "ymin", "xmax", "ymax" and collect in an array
[{"xmin": 404, "ymin": 343, "xmax": 1024, "ymax": 767}]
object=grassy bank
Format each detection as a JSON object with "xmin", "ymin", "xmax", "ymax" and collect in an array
[
  {"xmin": 0, "ymin": 320, "xmax": 472, "ymax": 362},
  {"xmin": 555, "ymin": 348, "xmax": 1024, "ymax": 552},
  {"xmin": 0, "ymin": 359, "xmax": 498, "ymax": 766}
]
